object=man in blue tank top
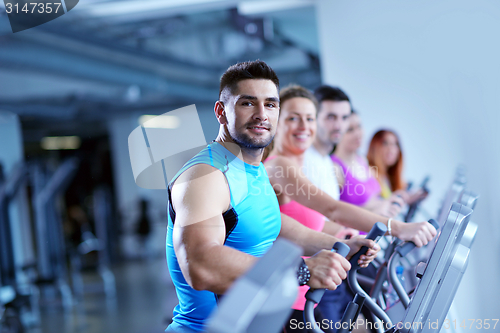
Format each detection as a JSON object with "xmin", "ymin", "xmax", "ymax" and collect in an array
[{"xmin": 165, "ymin": 60, "xmax": 382, "ymax": 333}]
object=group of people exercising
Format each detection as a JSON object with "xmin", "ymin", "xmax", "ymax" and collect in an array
[{"xmin": 165, "ymin": 60, "xmax": 437, "ymax": 333}]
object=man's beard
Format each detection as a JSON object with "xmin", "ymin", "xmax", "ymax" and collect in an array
[
  {"xmin": 229, "ymin": 127, "xmax": 274, "ymax": 150},
  {"xmin": 316, "ymin": 128, "xmax": 339, "ymax": 146},
  {"xmin": 329, "ymin": 130, "xmax": 342, "ymax": 145}
]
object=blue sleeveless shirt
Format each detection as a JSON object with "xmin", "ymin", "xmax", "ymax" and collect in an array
[{"xmin": 165, "ymin": 142, "xmax": 282, "ymax": 332}]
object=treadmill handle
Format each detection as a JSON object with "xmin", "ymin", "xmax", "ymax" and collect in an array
[
  {"xmin": 304, "ymin": 242, "xmax": 350, "ymax": 333},
  {"xmin": 395, "ymin": 219, "xmax": 439, "ymax": 257}
]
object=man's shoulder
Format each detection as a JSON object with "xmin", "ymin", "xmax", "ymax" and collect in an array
[
  {"xmin": 178, "ymin": 162, "xmax": 222, "ymax": 177},
  {"xmin": 173, "ymin": 163, "xmax": 226, "ymax": 190},
  {"xmin": 169, "ymin": 143, "xmax": 228, "ymax": 186},
  {"xmin": 170, "ymin": 163, "xmax": 230, "ymax": 215},
  {"xmin": 170, "ymin": 143, "xmax": 228, "ymax": 194}
]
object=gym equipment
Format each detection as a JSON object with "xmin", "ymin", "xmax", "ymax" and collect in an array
[
  {"xmin": 436, "ymin": 174, "xmax": 466, "ymax": 226},
  {"xmin": 71, "ymin": 185, "xmax": 117, "ymax": 300},
  {"xmin": 442, "ymin": 189, "xmax": 479, "ymax": 332},
  {"xmin": 353, "ymin": 220, "xmax": 439, "ymax": 328},
  {"xmin": 413, "ymin": 187, "xmax": 477, "ymax": 279},
  {"xmin": 409, "ymin": 174, "xmax": 469, "ymax": 275},
  {"xmin": 404, "ymin": 176, "xmax": 430, "ymax": 222},
  {"xmin": 386, "ymin": 219, "xmax": 440, "ymax": 310},
  {"xmin": 302, "ymin": 222, "xmax": 387, "ymax": 333},
  {"xmin": 0, "ymin": 163, "xmax": 39, "ymax": 332},
  {"xmin": 31, "ymin": 157, "xmax": 79, "ymax": 309},
  {"xmin": 304, "ymin": 242, "xmax": 350, "ymax": 333},
  {"xmin": 206, "ymin": 238, "xmax": 302, "ymax": 333},
  {"xmin": 0, "ymin": 112, "xmax": 41, "ymax": 332},
  {"xmin": 338, "ymin": 203, "xmax": 477, "ymax": 333},
  {"xmin": 396, "ymin": 203, "xmax": 476, "ymax": 332},
  {"xmin": 458, "ymin": 190, "xmax": 478, "ymax": 210},
  {"xmin": 0, "ymin": 163, "xmax": 27, "ymax": 289},
  {"xmin": 340, "ymin": 222, "xmax": 390, "ymax": 333}
]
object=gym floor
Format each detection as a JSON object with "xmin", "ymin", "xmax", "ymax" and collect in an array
[{"xmin": 26, "ymin": 257, "xmax": 176, "ymax": 333}]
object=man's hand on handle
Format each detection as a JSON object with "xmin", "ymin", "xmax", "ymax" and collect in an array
[
  {"xmin": 304, "ymin": 251, "xmax": 351, "ymax": 290},
  {"xmin": 344, "ymin": 236, "xmax": 381, "ymax": 268}
]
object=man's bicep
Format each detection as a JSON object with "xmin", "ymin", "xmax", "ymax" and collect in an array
[
  {"xmin": 172, "ymin": 201, "xmax": 229, "ymax": 291},
  {"xmin": 170, "ymin": 165, "xmax": 231, "ymax": 286},
  {"xmin": 173, "ymin": 212, "xmax": 227, "ymax": 255}
]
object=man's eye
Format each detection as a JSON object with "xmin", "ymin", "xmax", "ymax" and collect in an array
[
  {"xmin": 266, "ymin": 103, "xmax": 277, "ymax": 108},
  {"xmin": 307, "ymin": 118, "xmax": 315, "ymax": 122}
]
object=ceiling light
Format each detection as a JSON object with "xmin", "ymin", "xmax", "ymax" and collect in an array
[
  {"xmin": 41, "ymin": 136, "xmax": 81, "ymax": 150},
  {"xmin": 237, "ymin": 0, "xmax": 313, "ymax": 16},
  {"xmin": 139, "ymin": 115, "xmax": 181, "ymax": 129}
]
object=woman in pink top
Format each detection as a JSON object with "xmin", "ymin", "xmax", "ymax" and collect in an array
[
  {"xmin": 262, "ymin": 85, "xmax": 437, "ymax": 332},
  {"xmin": 265, "ymin": 155, "xmax": 326, "ymax": 313},
  {"xmin": 262, "ymin": 85, "xmax": 434, "ymax": 244},
  {"xmin": 331, "ymin": 112, "xmax": 404, "ymax": 218}
]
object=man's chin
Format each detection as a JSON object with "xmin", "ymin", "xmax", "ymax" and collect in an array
[
  {"xmin": 330, "ymin": 135, "xmax": 342, "ymax": 144},
  {"xmin": 232, "ymin": 134, "xmax": 273, "ymax": 150},
  {"xmin": 246, "ymin": 140, "xmax": 272, "ymax": 149}
]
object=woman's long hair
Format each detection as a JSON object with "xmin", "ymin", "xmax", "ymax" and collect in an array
[{"xmin": 367, "ymin": 129, "xmax": 405, "ymax": 192}]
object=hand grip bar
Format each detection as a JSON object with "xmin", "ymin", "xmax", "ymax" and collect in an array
[
  {"xmin": 388, "ymin": 219, "xmax": 440, "ymax": 309},
  {"xmin": 395, "ymin": 219, "xmax": 439, "ymax": 257},
  {"xmin": 349, "ymin": 222, "xmax": 387, "ymax": 271},
  {"xmin": 304, "ymin": 242, "xmax": 350, "ymax": 333},
  {"xmin": 347, "ymin": 222, "xmax": 392, "ymax": 329}
]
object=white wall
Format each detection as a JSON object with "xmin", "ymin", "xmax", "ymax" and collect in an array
[{"xmin": 316, "ymin": 0, "xmax": 500, "ymax": 324}]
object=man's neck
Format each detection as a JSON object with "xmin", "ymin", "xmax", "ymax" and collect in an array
[
  {"xmin": 215, "ymin": 137, "xmax": 263, "ymax": 166},
  {"xmin": 312, "ymin": 138, "xmax": 334, "ymax": 157}
]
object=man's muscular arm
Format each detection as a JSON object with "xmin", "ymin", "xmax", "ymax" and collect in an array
[{"xmin": 171, "ymin": 164, "xmax": 257, "ymax": 294}]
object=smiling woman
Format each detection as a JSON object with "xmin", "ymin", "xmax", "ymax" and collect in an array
[
  {"xmin": 262, "ymin": 85, "xmax": 381, "ymax": 332},
  {"xmin": 274, "ymin": 95, "xmax": 317, "ymax": 155},
  {"xmin": 262, "ymin": 85, "xmax": 435, "ymax": 332}
]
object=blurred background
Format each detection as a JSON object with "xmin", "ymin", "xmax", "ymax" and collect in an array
[{"xmin": 0, "ymin": 0, "xmax": 499, "ymax": 332}]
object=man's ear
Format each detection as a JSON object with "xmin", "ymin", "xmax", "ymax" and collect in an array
[{"xmin": 215, "ymin": 100, "xmax": 227, "ymax": 125}]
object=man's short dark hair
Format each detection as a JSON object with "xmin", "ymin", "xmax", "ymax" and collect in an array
[
  {"xmin": 313, "ymin": 85, "xmax": 351, "ymax": 105},
  {"xmin": 219, "ymin": 60, "xmax": 280, "ymax": 103}
]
